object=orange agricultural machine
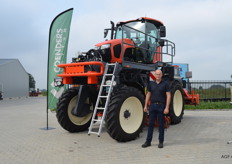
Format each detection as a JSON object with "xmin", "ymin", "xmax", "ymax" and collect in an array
[{"xmin": 54, "ymin": 17, "xmax": 199, "ymax": 142}]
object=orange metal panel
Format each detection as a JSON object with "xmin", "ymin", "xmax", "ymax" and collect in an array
[
  {"xmin": 87, "ymin": 75, "xmax": 98, "ymax": 84},
  {"xmin": 66, "ymin": 65, "xmax": 84, "ymax": 74},
  {"xmin": 57, "ymin": 61, "xmax": 104, "ymax": 77},
  {"xmin": 63, "ymin": 77, "xmax": 73, "ymax": 84},
  {"xmin": 57, "ymin": 61, "xmax": 105, "ymax": 85}
]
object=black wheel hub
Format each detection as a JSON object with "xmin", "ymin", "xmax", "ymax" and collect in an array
[{"xmin": 124, "ymin": 109, "xmax": 131, "ymax": 119}]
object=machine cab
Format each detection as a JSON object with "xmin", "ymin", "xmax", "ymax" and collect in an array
[
  {"xmin": 96, "ymin": 17, "xmax": 174, "ymax": 64},
  {"xmin": 115, "ymin": 18, "xmax": 162, "ymax": 63}
]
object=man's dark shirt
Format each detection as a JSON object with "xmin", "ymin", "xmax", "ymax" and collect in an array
[{"xmin": 147, "ymin": 80, "xmax": 170, "ymax": 104}]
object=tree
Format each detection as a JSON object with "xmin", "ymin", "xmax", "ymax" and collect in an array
[
  {"xmin": 28, "ymin": 73, "xmax": 36, "ymax": 89},
  {"xmin": 210, "ymin": 85, "xmax": 224, "ymax": 89}
]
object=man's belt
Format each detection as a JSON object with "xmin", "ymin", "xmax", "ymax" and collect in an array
[{"xmin": 152, "ymin": 102, "xmax": 164, "ymax": 104}]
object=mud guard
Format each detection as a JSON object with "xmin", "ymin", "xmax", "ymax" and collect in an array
[{"xmin": 72, "ymin": 85, "xmax": 91, "ymax": 117}]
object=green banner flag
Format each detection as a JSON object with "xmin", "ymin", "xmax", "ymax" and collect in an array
[{"xmin": 47, "ymin": 8, "xmax": 73, "ymax": 111}]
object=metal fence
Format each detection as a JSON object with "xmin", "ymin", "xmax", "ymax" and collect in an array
[{"xmin": 187, "ymin": 80, "xmax": 232, "ymax": 102}]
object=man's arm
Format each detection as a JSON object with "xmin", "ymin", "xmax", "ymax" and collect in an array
[
  {"xmin": 144, "ymin": 92, "xmax": 151, "ymax": 113},
  {"xmin": 164, "ymin": 91, "xmax": 171, "ymax": 114}
]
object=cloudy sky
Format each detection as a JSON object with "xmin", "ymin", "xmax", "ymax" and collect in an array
[{"xmin": 1, "ymin": 0, "xmax": 232, "ymax": 89}]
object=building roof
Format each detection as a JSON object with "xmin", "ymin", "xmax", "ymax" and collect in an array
[
  {"xmin": 0, "ymin": 59, "xmax": 15, "ymax": 65},
  {"xmin": 0, "ymin": 59, "xmax": 28, "ymax": 73}
]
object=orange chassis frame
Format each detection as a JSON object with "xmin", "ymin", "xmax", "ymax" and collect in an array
[
  {"xmin": 58, "ymin": 61, "xmax": 199, "ymax": 105},
  {"xmin": 57, "ymin": 61, "xmax": 199, "ymax": 128}
]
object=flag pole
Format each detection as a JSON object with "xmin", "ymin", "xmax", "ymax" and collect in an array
[{"xmin": 41, "ymin": 8, "xmax": 73, "ymax": 130}]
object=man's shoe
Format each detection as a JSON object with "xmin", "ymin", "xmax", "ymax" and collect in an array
[
  {"xmin": 158, "ymin": 143, "xmax": 163, "ymax": 148},
  {"xmin": 142, "ymin": 142, "xmax": 151, "ymax": 148}
]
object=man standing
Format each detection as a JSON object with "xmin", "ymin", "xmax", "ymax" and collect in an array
[{"xmin": 142, "ymin": 69, "xmax": 171, "ymax": 148}]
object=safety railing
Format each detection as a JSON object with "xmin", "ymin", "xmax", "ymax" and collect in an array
[{"xmin": 121, "ymin": 24, "xmax": 175, "ymax": 64}]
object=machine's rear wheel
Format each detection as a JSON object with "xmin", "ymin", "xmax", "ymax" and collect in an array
[
  {"xmin": 105, "ymin": 85, "xmax": 145, "ymax": 142},
  {"xmin": 56, "ymin": 87, "xmax": 93, "ymax": 132},
  {"xmin": 169, "ymin": 81, "xmax": 184, "ymax": 124}
]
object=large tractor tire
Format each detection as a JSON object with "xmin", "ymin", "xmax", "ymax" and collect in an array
[
  {"xmin": 169, "ymin": 81, "xmax": 184, "ymax": 124},
  {"xmin": 105, "ymin": 85, "xmax": 145, "ymax": 142},
  {"xmin": 56, "ymin": 87, "xmax": 94, "ymax": 132}
]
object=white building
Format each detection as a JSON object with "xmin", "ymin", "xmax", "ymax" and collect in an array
[{"xmin": 0, "ymin": 59, "xmax": 29, "ymax": 99}]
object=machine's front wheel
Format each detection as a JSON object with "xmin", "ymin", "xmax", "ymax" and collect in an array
[
  {"xmin": 105, "ymin": 85, "xmax": 145, "ymax": 142},
  {"xmin": 169, "ymin": 81, "xmax": 184, "ymax": 124},
  {"xmin": 56, "ymin": 87, "xmax": 94, "ymax": 132}
]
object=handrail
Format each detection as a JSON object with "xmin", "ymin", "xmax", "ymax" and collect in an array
[{"xmin": 120, "ymin": 24, "xmax": 175, "ymax": 63}]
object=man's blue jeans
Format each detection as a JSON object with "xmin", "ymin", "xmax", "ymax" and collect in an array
[{"xmin": 146, "ymin": 103, "xmax": 165, "ymax": 143}]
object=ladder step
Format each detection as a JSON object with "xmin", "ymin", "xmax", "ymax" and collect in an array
[
  {"xmin": 96, "ymin": 107, "xmax": 105, "ymax": 110},
  {"xmin": 99, "ymin": 96, "xmax": 107, "ymax": 98},
  {"xmin": 93, "ymin": 119, "xmax": 102, "ymax": 122},
  {"xmin": 105, "ymin": 74, "xmax": 113, "ymax": 76},
  {"xmin": 88, "ymin": 131, "xmax": 100, "ymax": 136},
  {"xmin": 101, "ymin": 85, "xmax": 111, "ymax": 87}
]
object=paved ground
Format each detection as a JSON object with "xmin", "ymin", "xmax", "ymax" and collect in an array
[{"xmin": 0, "ymin": 97, "xmax": 232, "ymax": 164}]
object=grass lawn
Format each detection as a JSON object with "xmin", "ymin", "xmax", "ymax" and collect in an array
[{"xmin": 185, "ymin": 101, "xmax": 232, "ymax": 109}]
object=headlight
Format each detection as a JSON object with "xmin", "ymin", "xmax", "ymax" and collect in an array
[
  {"xmin": 54, "ymin": 77, "xmax": 63, "ymax": 87},
  {"xmin": 100, "ymin": 44, "xmax": 110, "ymax": 49}
]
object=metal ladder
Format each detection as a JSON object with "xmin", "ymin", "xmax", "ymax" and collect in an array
[{"xmin": 88, "ymin": 62, "xmax": 118, "ymax": 137}]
